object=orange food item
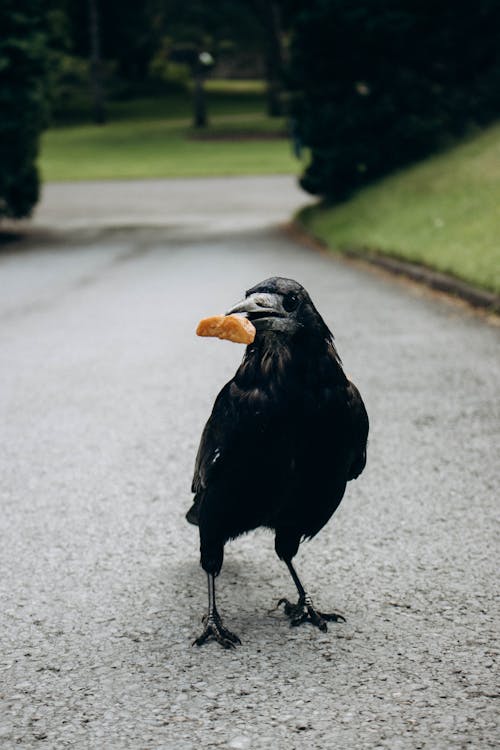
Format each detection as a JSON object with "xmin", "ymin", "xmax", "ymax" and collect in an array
[{"xmin": 196, "ymin": 314, "xmax": 256, "ymax": 344}]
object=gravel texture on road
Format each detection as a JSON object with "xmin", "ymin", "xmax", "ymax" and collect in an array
[{"xmin": 1, "ymin": 178, "xmax": 499, "ymax": 749}]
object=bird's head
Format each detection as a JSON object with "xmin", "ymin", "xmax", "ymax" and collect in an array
[{"xmin": 226, "ymin": 277, "xmax": 332, "ymax": 342}]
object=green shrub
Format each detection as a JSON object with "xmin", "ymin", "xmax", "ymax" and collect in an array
[
  {"xmin": 289, "ymin": 0, "xmax": 500, "ymax": 200},
  {"xmin": 0, "ymin": 0, "xmax": 48, "ymax": 218},
  {"xmin": 47, "ymin": 52, "xmax": 91, "ymax": 118},
  {"xmin": 149, "ymin": 38, "xmax": 191, "ymax": 93}
]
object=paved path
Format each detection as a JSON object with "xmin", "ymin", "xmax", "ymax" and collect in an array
[
  {"xmin": 1, "ymin": 177, "xmax": 499, "ymax": 749},
  {"xmin": 8, "ymin": 176, "xmax": 311, "ymax": 232}
]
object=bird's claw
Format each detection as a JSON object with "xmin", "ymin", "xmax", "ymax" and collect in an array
[
  {"xmin": 193, "ymin": 613, "xmax": 241, "ymax": 649},
  {"xmin": 277, "ymin": 597, "xmax": 346, "ymax": 632}
]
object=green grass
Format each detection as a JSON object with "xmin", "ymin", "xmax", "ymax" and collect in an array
[
  {"xmin": 299, "ymin": 123, "xmax": 500, "ymax": 294},
  {"xmin": 40, "ymin": 82, "xmax": 299, "ymax": 182},
  {"xmin": 205, "ymin": 79, "xmax": 266, "ymax": 94}
]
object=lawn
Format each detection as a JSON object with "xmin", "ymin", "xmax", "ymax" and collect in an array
[
  {"xmin": 298, "ymin": 123, "xmax": 500, "ymax": 294},
  {"xmin": 39, "ymin": 81, "xmax": 300, "ymax": 182}
]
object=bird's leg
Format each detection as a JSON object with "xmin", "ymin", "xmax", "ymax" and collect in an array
[
  {"xmin": 278, "ymin": 560, "xmax": 346, "ymax": 632},
  {"xmin": 193, "ymin": 572, "xmax": 241, "ymax": 649}
]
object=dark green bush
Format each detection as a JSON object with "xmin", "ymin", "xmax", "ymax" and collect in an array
[
  {"xmin": 0, "ymin": 0, "xmax": 48, "ymax": 219},
  {"xmin": 289, "ymin": 0, "xmax": 500, "ymax": 199}
]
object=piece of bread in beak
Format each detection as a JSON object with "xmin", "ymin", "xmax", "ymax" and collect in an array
[{"xmin": 196, "ymin": 314, "xmax": 256, "ymax": 344}]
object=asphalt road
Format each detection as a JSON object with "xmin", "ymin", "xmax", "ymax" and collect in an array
[{"xmin": 1, "ymin": 177, "xmax": 499, "ymax": 749}]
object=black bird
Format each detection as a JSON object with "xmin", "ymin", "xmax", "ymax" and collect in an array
[{"xmin": 188, "ymin": 277, "xmax": 369, "ymax": 648}]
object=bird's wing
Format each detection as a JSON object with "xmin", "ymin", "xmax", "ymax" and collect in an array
[
  {"xmin": 191, "ymin": 382, "xmax": 236, "ymax": 495},
  {"xmin": 345, "ymin": 380, "xmax": 369, "ymax": 480}
]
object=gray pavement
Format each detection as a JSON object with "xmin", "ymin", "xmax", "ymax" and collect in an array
[
  {"xmin": 1, "ymin": 177, "xmax": 499, "ymax": 749},
  {"xmin": 7, "ymin": 175, "xmax": 311, "ymax": 233}
]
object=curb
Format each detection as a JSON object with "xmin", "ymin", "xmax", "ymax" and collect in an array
[{"xmin": 287, "ymin": 220, "xmax": 500, "ymax": 316}]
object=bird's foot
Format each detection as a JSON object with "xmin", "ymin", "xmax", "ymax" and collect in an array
[
  {"xmin": 277, "ymin": 596, "xmax": 346, "ymax": 632},
  {"xmin": 193, "ymin": 611, "xmax": 241, "ymax": 649}
]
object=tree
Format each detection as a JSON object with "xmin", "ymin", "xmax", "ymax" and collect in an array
[
  {"xmin": 88, "ymin": 0, "xmax": 105, "ymax": 124},
  {"xmin": 0, "ymin": 0, "xmax": 48, "ymax": 219},
  {"xmin": 64, "ymin": 0, "xmax": 161, "ymax": 91},
  {"xmin": 155, "ymin": 0, "xmax": 262, "ymax": 127},
  {"xmin": 289, "ymin": 0, "xmax": 500, "ymax": 200},
  {"xmin": 250, "ymin": 0, "xmax": 286, "ymax": 116},
  {"xmin": 153, "ymin": 1, "xmax": 291, "ymax": 120}
]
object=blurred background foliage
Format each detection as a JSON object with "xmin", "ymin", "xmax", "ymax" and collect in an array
[
  {"xmin": 1, "ymin": 0, "xmax": 499, "ymax": 222},
  {"xmin": 0, "ymin": 0, "xmax": 48, "ymax": 219},
  {"xmin": 289, "ymin": 0, "xmax": 500, "ymax": 200},
  {"xmin": 45, "ymin": 0, "xmax": 292, "ymax": 122}
]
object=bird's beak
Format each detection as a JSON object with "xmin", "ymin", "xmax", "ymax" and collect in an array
[
  {"xmin": 226, "ymin": 292, "xmax": 284, "ymax": 319},
  {"xmin": 226, "ymin": 293, "xmax": 302, "ymax": 334}
]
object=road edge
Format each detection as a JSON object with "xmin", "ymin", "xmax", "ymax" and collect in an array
[{"xmin": 286, "ymin": 219, "xmax": 500, "ymax": 318}]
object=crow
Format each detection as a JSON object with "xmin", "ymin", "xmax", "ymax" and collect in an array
[{"xmin": 187, "ymin": 277, "xmax": 369, "ymax": 648}]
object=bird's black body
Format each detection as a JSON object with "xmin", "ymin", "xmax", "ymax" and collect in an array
[{"xmin": 189, "ymin": 278, "xmax": 368, "ymax": 648}]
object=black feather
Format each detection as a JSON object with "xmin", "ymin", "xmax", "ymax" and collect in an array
[{"xmin": 189, "ymin": 277, "xmax": 369, "ymax": 569}]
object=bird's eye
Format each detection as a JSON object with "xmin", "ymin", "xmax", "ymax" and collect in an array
[{"xmin": 283, "ymin": 293, "xmax": 299, "ymax": 312}]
